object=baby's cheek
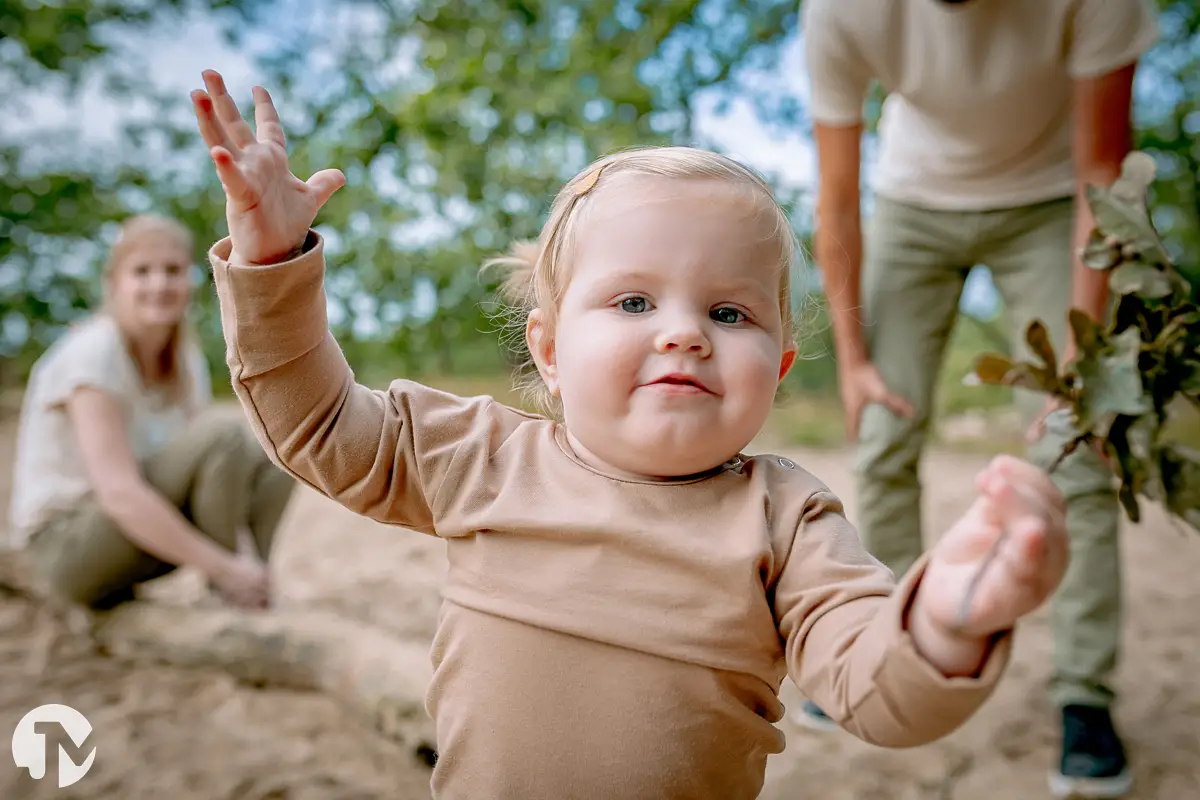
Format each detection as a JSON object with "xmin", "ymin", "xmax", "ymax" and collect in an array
[
  {"xmin": 730, "ymin": 338, "xmax": 782, "ymax": 383},
  {"xmin": 566, "ymin": 325, "xmax": 638, "ymax": 393}
]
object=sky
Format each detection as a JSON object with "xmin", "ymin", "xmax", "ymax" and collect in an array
[
  {"xmin": 9, "ymin": 4, "xmax": 1002, "ymax": 321},
  {"xmin": 13, "ymin": 9, "xmax": 822, "ymax": 184}
]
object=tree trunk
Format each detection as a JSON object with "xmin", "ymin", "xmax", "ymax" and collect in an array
[
  {"xmin": 90, "ymin": 602, "xmax": 437, "ymax": 757},
  {"xmin": 0, "ymin": 552, "xmax": 436, "ymax": 762}
]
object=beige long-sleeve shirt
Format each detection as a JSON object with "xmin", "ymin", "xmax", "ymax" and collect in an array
[{"xmin": 209, "ymin": 232, "xmax": 1011, "ymax": 799}]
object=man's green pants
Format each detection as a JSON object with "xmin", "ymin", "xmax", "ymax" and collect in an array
[{"xmin": 856, "ymin": 195, "xmax": 1121, "ymax": 709}]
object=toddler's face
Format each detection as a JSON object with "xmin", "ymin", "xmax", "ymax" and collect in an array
[{"xmin": 528, "ymin": 176, "xmax": 796, "ymax": 479}]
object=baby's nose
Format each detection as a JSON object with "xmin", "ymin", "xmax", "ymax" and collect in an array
[{"xmin": 656, "ymin": 322, "xmax": 711, "ymax": 355}]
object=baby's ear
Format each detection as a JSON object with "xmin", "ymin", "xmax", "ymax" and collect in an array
[{"xmin": 525, "ymin": 309, "xmax": 559, "ymax": 396}]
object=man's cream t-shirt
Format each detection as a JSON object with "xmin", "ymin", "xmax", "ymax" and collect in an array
[
  {"xmin": 803, "ymin": 0, "xmax": 1160, "ymax": 210},
  {"xmin": 7, "ymin": 313, "xmax": 212, "ymax": 548}
]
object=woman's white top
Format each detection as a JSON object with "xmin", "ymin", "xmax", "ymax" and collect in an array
[{"xmin": 7, "ymin": 313, "xmax": 211, "ymax": 548}]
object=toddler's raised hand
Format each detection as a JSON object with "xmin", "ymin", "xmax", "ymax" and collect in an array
[{"xmin": 191, "ymin": 70, "xmax": 345, "ymax": 265}]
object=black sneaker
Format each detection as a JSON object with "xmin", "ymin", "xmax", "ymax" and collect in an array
[
  {"xmin": 1049, "ymin": 704, "xmax": 1133, "ymax": 798},
  {"xmin": 792, "ymin": 699, "xmax": 839, "ymax": 732}
]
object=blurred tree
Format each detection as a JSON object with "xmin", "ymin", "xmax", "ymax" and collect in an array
[
  {"xmin": 1, "ymin": 0, "xmax": 1196, "ymax": 397},
  {"xmin": 2, "ymin": 0, "xmax": 801, "ymax": 385},
  {"xmin": 1137, "ymin": 0, "xmax": 1200, "ymax": 284},
  {"xmin": 0, "ymin": 0, "xmax": 260, "ymax": 384},
  {"xmin": 246, "ymin": 0, "xmax": 801, "ymax": 374}
]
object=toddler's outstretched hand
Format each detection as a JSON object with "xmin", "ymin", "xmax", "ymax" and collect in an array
[
  {"xmin": 908, "ymin": 455, "xmax": 1068, "ymax": 675},
  {"xmin": 191, "ymin": 70, "xmax": 345, "ymax": 265}
]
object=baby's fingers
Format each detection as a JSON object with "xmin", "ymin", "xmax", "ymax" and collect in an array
[
  {"xmin": 306, "ymin": 168, "xmax": 347, "ymax": 210},
  {"xmin": 209, "ymin": 147, "xmax": 257, "ymax": 206},
  {"xmin": 988, "ymin": 455, "xmax": 1066, "ymax": 515},
  {"xmin": 998, "ymin": 515, "xmax": 1067, "ymax": 597},
  {"xmin": 252, "ymin": 86, "xmax": 286, "ymax": 149},
  {"xmin": 981, "ymin": 462, "xmax": 1064, "ymax": 527},
  {"xmin": 998, "ymin": 518, "xmax": 1046, "ymax": 582},
  {"xmin": 202, "ymin": 70, "xmax": 256, "ymax": 149},
  {"xmin": 192, "ymin": 90, "xmax": 239, "ymax": 154}
]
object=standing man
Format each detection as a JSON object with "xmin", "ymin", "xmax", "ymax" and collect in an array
[{"xmin": 799, "ymin": 0, "xmax": 1159, "ymax": 797}]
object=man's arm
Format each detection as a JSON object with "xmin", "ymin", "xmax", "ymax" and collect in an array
[
  {"xmin": 802, "ymin": 3, "xmax": 912, "ymax": 436},
  {"xmin": 813, "ymin": 123, "xmax": 868, "ymax": 366},
  {"xmin": 1062, "ymin": 0, "xmax": 1159, "ymax": 357},
  {"xmin": 802, "ymin": 0, "xmax": 872, "ymax": 365},
  {"xmin": 1068, "ymin": 62, "xmax": 1139, "ymax": 345}
]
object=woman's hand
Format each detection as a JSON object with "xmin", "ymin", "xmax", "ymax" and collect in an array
[
  {"xmin": 191, "ymin": 70, "xmax": 345, "ymax": 265},
  {"xmin": 907, "ymin": 455, "xmax": 1069, "ymax": 675},
  {"xmin": 208, "ymin": 551, "xmax": 271, "ymax": 610}
]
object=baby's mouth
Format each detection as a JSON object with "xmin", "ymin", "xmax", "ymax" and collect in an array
[{"xmin": 647, "ymin": 373, "xmax": 714, "ymax": 394}]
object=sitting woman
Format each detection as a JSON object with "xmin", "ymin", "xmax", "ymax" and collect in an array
[{"xmin": 8, "ymin": 214, "xmax": 296, "ymax": 610}]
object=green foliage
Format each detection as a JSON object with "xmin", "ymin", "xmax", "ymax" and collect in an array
[
  {"xmin": 1134, "ymin": 0, "xmax": 1200, "ymax": 299},
  {"xmin": 2, "ymin": 0, "xmax": 800, "ymax": 387},
  {"xmin": 4, "ymin": 0, "xmax": 1200, "ymax": 417},
  {"xmin": 971, "ymin": 152, "xmax": 1200, "ymax": 533},
  {"xmin": 255, "ymin": 0, "xmax": 799, "ymax": 374},
  {"xmin": 0, "ymin": 0, "xmax": 260, "ymax": 384}
]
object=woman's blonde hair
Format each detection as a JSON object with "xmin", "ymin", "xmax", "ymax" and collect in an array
[
  {"xmin": 101, "ymin": 213, "xmax": 200, "ymax": 410},
  {"xmin": 483, "ymin": 145, "xmax": 803, "ymax": 415}
]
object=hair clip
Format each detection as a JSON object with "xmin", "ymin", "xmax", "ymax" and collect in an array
[{"xmin": 573, "ymin": 164, "xmax": 606, "ymax": 197}]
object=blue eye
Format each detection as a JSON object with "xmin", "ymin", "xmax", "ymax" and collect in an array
[
  {"xmin": 620, "ymin": 297, "xmax": 648, "ymax": 313},
  {"xmin": 711, "ymin": 307, "xmax": 744, "ymax": 324}
]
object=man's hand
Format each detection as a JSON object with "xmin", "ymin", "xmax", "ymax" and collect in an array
[{"xmin": 838, "ymin": 360, "xmax": 915, "ymax": 441}]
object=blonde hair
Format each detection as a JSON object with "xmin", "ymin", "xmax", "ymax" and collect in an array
[
  {"xmin": 101, "ymin": 213, "xmax": 200, "ymax": 410},
  {"xmin": 484, "ymin": 146, "xmax": 802, "ymax": 415}
]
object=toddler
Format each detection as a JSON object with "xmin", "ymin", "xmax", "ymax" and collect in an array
[{"xmin": 192, "ymin": 70, "xmax": 1068, "ymax": 800}]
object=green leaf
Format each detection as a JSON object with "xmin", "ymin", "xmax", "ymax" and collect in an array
[
  {"xmin": 971, "ymin": 353, "xmax": 1016, "ymax": 385},
  {"xmin": 1080, "ymin": 228, "xmax": 1120, "ymax": 271},
  {"xmin": 1180, "ymin": 361, "xmax": 1200, "ymax": 397},
  {"xmin": 1017, "ymin": 319, "xmax": 1069, "ymax": 395},
  {"xmin": 1068, "ymin": 308, "xmax": 1108, "ymax": 360},
  {"xmin": 1160, "ymin": 445, "xmax": 1200, "ymax": 534},
  {"xmin": 1118, "ymin": 481, "xmax": 1143, "ymax": 523},
  {"xmin": 1108, "ymin": 151, "xmax": 1159, "ymax": 204},
  {"xmin": 1129, "ymin": 413, "xmax": 1165, "ymax": 501},
  {"xmin": 1074, "ymin": 327, "xmax": 1152, "ymax": 435},
  {"xmin": 1025, "ymin": 319, "xmax": 1058, "ymax": 371},
  {"xmin": 972, "ymin": 354, "xmax": 1061, "ymax": 393},
  {"xmin": 1105, "ymin": 415, "xmax": 1148, "ymax": 522},
  {"xmin": 1108, "ymin": 261, "xmax": 1175, "ymax": 299},
  {"xmin": 1084, "ymin": 152, "xmax": 1173, "ymax": 266}
]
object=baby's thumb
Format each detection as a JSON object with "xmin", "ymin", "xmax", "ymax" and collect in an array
[{"xmin": 307, "ymin": 168, "xmax": 346, "ymax": 209}]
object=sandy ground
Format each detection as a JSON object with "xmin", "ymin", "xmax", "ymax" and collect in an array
[{"xmin": 1, "ymin": 414, "xmax": 1198, "ymax": 800}]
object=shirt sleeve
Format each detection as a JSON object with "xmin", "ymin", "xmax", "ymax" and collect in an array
[
  {"xmin": 1067, "ymin": 0, "xmax": 1160, "ymax": 80},
  {"xmin": 37, "ymin": 317, "xmax": 131, "ymax": 411},
  {"xmin": 801, "ymin": 0, "xmax": 874, "ymax": 126},
  {"xmin": 772, "ymin": 487, "xmax": 1012, "ymax": 748},
  {"xmin": 208, "ymin": 231, "xmax": 527, "ymax": 535}
]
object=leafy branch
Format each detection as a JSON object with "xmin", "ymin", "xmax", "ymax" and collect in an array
[{"xmin": 970, "ymin": 152, "xmax": 1200, "ymax": 533}]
